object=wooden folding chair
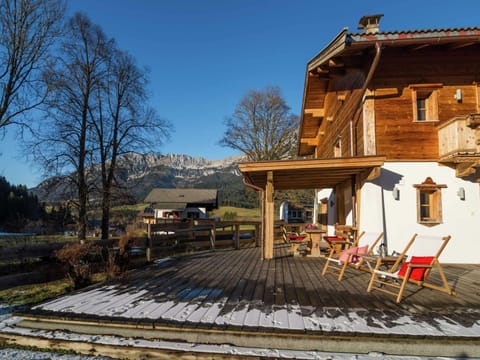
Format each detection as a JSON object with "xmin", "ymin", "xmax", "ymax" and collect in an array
[
  {"xmin": 321, "ymin": 226, "xmax": 359, "ymax": 276},
  {"xmin": 322, "ymin": 231, "xmax": 384, "ymax": 280},
  {"xmin": 337, "ymin": 231, "xmax": 384, "ymax": 281},
  {"xmin": 367, "ymin": 234, "xmax": 455, "ymax": 303}
]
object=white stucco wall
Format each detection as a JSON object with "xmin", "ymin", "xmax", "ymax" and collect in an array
[
  {"xmin": 317, "ymin": 189, "xmax": 335, "ymax": 235},
  {"xmin": 359, "ymin": 161, "xmax": 480, "ymax": 264}
]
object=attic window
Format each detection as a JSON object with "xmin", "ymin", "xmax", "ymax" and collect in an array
[
  {"xmin": 413, "ymin": 177, "xmax": 446, "ymax": 226},
  {"xmin": 334, "ymin": 136, "xmax": 342, "ymax": 157},
  {"xmin": 410, "ymin": 84, "xmax": 442, "ymax": 122}
]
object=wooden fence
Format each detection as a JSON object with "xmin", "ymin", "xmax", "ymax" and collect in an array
[
  {"xmin": 146, "ymin": 220, "xmax": 261, "ymax": 261},
  {"xmin": 0, "ymin": 220, "xmax": 263, "ymax": 290}
]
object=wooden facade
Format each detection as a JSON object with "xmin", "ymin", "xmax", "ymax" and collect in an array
[{"xmin": 300, "ymin": 25, "xmax": 480, "ymax": 167}]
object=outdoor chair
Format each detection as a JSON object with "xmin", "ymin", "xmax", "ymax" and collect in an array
[
  {"xmin": 322, "ymin": 230, "xmax": 358, "ymax": 275},
  {"xmin": 321, "ymin": 224, "xmax": 356, "ymax": 255},
  {"xmin": 322, "ymin": 231, "xmax": 383, "ymax": 281},
  {"xmin": 282, "ymin": 225, "xmax": 309, "ymax": 256},
  {"xmin": 322, "ymin": 231, "xmax": 384, "ymax": 280},
  {"xmin": 367, "ymin": 234, "xmax": 455, "ymax": 303}
]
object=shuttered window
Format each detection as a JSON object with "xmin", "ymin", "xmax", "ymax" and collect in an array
[
  {"xmin": 410, "ymin": 84, "xmax": 442, "ymax": 122},
  {"xmin": 413, "ymin": 177, "xmax": 446, "ymax": 225}
]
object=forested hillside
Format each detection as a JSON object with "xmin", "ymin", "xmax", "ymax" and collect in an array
[
  {"xmin": 0, "ymin": 176, "xmax": 44, "ymax": 230},
  {"xmin": 0, "ymin": 177, "xmax": 73, "ymax": 232}
]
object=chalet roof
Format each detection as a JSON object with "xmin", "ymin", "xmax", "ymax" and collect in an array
[
  {"xmin": 239, "ymin": 156, "xmax": 385, "ymax": 190},
  {"xmin": 144, "ymin": 189, "xmax": 218, "ymax": 209},
  {"xmin": 307, "ymin": 26, "xmax": 480, "ymax": 72}
]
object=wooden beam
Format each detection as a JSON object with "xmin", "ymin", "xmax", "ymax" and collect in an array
[
  {"xmin": 456, "ymin": 163, "xmax": 477, "ymax": 178},
  {"xmin": 300, "ymin": 138, "xmax": 318, "ymax": 147},
  {"xmin": 304, "ymin": 108, "xmax": 325, "ymax": 118},
  {"xmin": 264, "ymin": 171, "xmax": 274, "ymax": 259},
  {"xmin": 449, "ymin": 41, "xmax": 476, "ymax": 50},
  {"xmin": 328, "ymin": 59, "xmax": 344, "ymax": 68},
  {"xmin": 409, "ymin": 44, "xmax": 430, "ymax": 51}
]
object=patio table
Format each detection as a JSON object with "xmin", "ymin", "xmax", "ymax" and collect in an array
[{"xmin": 304, "ymin": 229, "xmax": 326, "ymax": 257}]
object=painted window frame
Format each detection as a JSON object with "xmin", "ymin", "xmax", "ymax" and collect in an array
[
  {"xmin": 413, "ymin": 177, "xmax": 447, "ymax": 226},
  {"xmin": 410, "ymin": 84, "xmax": 442, "ymax": 122}
]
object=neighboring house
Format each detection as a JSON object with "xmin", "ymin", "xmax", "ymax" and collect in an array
[
  {"xmin": 279, "ymin": 201, "xmax": 314, "ymax": 223},
  {"xmin": 144, "ymin": 188, "xmax": 218, "ymax": 222},
  {"xmin": 240, "ymin": 15, "xmax": 480, "ymax": 262}
]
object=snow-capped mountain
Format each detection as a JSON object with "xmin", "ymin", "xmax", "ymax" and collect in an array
[{"xmin": 32, "ymin": 153, "xmax": 248, "ymax": 204}]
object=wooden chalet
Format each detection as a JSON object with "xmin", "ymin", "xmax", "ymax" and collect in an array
[{"xmin": 240, "ymin": 15, "xmax": 480, "ymax": 262}]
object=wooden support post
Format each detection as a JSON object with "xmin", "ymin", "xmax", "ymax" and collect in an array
[
  {"xmin": 260, "ymin": 191, "xmax": 265, "ymax": 258},
  {"xmin": 234, "ymin": 224, "xmax": 240, "ymax": 250},
  {"xmin": 146, "ymin": 223, "xmax": 152, "ymax": 262},
  {"xmin": 264, "ymin": 171, "xmax": 274, "ymax": 259}
]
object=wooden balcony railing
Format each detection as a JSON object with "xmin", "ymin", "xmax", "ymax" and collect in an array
[{"xmin": 437, "ymin": 114, "xmax": 480, "ymax": 178}]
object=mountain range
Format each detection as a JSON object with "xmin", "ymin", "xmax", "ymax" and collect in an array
[{"xmin": 32, "ymin": 153, "xmax": 258, "ymax": 208}]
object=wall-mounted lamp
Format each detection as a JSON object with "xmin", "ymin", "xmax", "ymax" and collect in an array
[
  {"xmin": 454, "ymin": 89, "xmax": 462, "ymax": 102},
  {"xmin": 457, "ymin": 187, "xmax": 465, "ymax": 200},
  {"xmin": 392, "ymin": 187, "xmax": 400, "ymax": 200}
]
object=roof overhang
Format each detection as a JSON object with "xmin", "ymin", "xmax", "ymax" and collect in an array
[{"xmin": 238, "ymin": 156, "xmax": 386, "ymax": 190}]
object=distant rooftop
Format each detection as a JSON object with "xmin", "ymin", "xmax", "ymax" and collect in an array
[{"xmin": 145, "ymin": 188, "xmax": 218, "ymax": 210}]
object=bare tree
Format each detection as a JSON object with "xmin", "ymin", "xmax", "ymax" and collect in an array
[
  {"xmin": 92, "ymin": 50, "xmax": 170, "ymax": 240},
  {"xmin": 0, "ymin": 0, "xmax": 65, "ymax": 131},
  {"xmin": 32, "ymin": 13, "xmax": 113, "ymax": 240},
  {"xmin": 219, "ymin": 86, "xmax": 299, "ymax": 161},
  {"xmin": 32, "ymin": 13, "xmax": 171, "ymax": 241}
]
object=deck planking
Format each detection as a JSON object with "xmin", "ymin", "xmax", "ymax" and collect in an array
[{"xmin": 20, "ymin": 244, "xmax": 480, "ymax": 356}]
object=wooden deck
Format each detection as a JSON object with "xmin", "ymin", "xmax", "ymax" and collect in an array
[{"xmin": 12, "ymin": 245, "xmax": 480, "ymax": 357}]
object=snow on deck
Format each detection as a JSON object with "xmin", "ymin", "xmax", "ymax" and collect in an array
[{"xmin": 26, "ymin": 247, "xmax": 480, "ymax": 338}]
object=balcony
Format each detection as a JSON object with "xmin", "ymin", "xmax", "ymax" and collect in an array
[{"xmin": 437, "ymin": 114, "xmax": 480, "ymax": 178}]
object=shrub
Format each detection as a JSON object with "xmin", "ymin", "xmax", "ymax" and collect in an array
[
  {"xmin": 106, "ymin": 233, "xmax": 133, "ymax": 280},
  {"xmin": 55, "ymin": 242, "xmax": 101, "ymax": 289},
  {"xmin": 223, "ymin": 211, "xmax": 237, "ymax": 221}
]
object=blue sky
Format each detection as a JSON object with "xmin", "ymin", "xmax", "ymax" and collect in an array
[{"xmin": 1, "ymin": 0, "xmax": 479, "ymax": 187}]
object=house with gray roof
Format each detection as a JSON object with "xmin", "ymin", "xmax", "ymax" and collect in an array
[{"xmin": 144, "ymin": 188, "xmax": 218, "ymax": 221}]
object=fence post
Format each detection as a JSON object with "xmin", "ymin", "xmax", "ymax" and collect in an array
[
  {"xmin": 209, "ymin": 223, "xmax": 216, "ymax": 251},
  {"xmin": 234, "ymin": 224, "xmax": 240, "ymax": 250},
  {"xmin": 146, "ymin": 223, "xmax": 152, "ymax": 262}
]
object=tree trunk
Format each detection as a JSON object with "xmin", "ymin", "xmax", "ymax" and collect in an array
[{"xmin": 101, "ymin": 187, "xmax": 111, "ymax": 240}]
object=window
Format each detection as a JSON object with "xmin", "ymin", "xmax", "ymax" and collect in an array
[
  {"xmin": 413, "ymin": 177, "xmax": 446, "ymax": 225},
  {"xmin": 410, "ymin": 84, "xmax": 442, "ymax": 122},
  {"xmin": 334, "ymin": 136, "xmax": 342, "ymax": 157},
  {"xmin": 416, "ymin": 96, "xmax": 427, "ymax": 121}
]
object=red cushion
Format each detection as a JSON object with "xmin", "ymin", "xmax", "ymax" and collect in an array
[
  {"xmin": 324, "ymin": 236, "xmax": 344, "ymax": 242},
  {"xmin": 288, "ymin": 235, "xmax": 304, "ymax": 241},
  {"xmin": 398, "ymin": 256, "xmax": 435, "ymax": 281}
]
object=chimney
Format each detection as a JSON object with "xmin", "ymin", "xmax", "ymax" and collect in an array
[{"xmin": 358, "ymin": 14, "xmax": 384, "ymax": 34}]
